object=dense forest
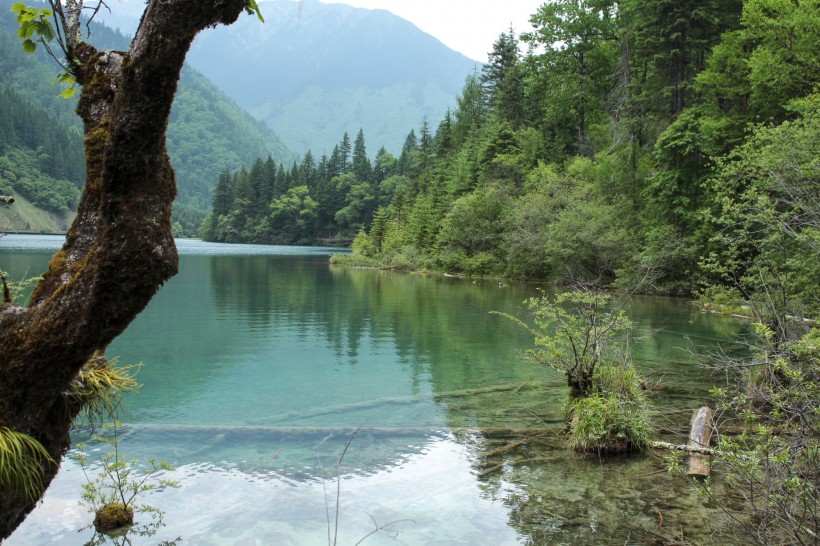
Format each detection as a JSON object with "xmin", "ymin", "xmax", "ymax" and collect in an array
[
  {"xmin": 0, "ymin": 0, "xmax": 293, "ymax": 235},
  {"xmin": 0, "ymin": 86, "xmax": 83, "ymax": 214},
  {"xmin": 205, "ymin": 0, "xmax": 818, "ymax": 311}
]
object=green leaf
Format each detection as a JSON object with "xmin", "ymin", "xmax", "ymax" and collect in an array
[
  {"xmin": 21, "ymin": 38, "xmax": 35, "ymax": 53},
  {"xmin": 58, "ymin": 86, "xmax": 77, "ymax": 99},
  {"xmin": 246, "ymin": 0, "xmax": 265, "ymax": 22}
]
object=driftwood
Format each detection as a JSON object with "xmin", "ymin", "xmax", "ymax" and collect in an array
[
  {"xmin": 650, "ymin": 441, "xmax": 714, "ymax": 455},
  {"xmin": 687, "ymin": 406, "xmax": 714, "ymax": 478}
]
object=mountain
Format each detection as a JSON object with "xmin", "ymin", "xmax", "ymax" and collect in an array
[
  {"xmin": 184, "ymin": 0, "xmax": 478, "ymax": 155},
  {"xmin": 0, "ymin": 0, "xmax": 295, "ymax": 235}
]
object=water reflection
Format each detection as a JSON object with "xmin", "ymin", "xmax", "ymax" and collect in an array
[{"xmin": 2, "ymin": 237, "xmax": 751, "ymax": 544}]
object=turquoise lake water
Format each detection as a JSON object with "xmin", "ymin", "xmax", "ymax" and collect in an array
[{"xmin": 1, "ymin": 235, "xmax": 750, "ymax": 545}]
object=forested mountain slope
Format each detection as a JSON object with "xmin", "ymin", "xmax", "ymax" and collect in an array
[
  {"xmin": 96, "ymin": 0, "xmax": 478, "ymax": 156},
  {"xmin": 205, "ymin": 0, "xmax": 819, "ymax": 318},
  {"xmin": 184, "ymin": 0, "xmax": 478, "ymax": 155},
  {"xmin": 0, "ymin": 0, "xmax": 293, "ymax": 235}
]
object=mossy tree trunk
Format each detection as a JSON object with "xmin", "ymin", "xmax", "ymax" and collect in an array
[{"xmin": 0, "ymin": 0, "xmax": 250, "ymax": 538}]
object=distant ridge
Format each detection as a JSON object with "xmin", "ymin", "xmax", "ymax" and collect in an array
[{"xmin": 185, "ymin": 0, "xmax": 478, "ymax": 155}]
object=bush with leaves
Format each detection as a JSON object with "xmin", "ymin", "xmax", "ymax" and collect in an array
[
  {"xmin": 496, "ymin": 290, "xmax": 652, "ymax": 454},
  {"xmin": 704, "ymin": 322, "xmax": 818, "ymax": 545}
]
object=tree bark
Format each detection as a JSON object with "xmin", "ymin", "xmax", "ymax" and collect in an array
[{"xmin": 0, "ymin": 0, "xmax": 250, "ymax": 538}]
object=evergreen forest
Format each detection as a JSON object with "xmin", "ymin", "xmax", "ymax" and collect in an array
[{"xmin": 203, "ymin": 0, "xmax": 818, "ymax": 315}]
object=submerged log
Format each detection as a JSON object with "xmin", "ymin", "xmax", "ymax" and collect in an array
[{"xmin": 686, "ymin": 406, "xmax": 714, "ymax": 478}]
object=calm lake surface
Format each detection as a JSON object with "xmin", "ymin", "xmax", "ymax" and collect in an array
[{"xmin": 2, "ymin": 235, "xmax": 750, "ymax": 545}]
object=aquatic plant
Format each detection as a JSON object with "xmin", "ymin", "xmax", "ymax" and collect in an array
[{"xmin": 73, "ymin": 421, "xmax": 179, "ymax": 535}]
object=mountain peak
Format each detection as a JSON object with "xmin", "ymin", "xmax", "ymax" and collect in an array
[{"xmin": 186, "ymin": 0, "xmax": 477, "ymax": 155}]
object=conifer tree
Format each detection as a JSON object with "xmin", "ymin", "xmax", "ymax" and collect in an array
[
  {"xmin": 212, "ymin": 170, "xmax": 234, "ymax": 217},
  {"xmin": 351, "ymin": 128, "xmax": 372, "ymax": 183}
]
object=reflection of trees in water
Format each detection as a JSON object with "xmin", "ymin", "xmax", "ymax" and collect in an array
[
  {"xmin": 207, "ymin": 257, "xmax": 750, "ymax": 542},
  {"xmin": 210, "ymin": 255, "xmax": 371, "ymax": 364},
  {"xmin": 208, "ymin": 256, "xmax": 541, "ymax": 398}
]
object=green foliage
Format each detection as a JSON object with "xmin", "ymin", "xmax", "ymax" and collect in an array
[
  {"xmin": 244, "ymin": 0, "xmax": 265, "ymax": 22},
  {"xmin": 566, "ymin": 377, "xmax": 651, "ymax": 454},
  {"xmin": 207, "ymin": 0, "xmax": 814, "ymax": 321},
  {"xmin": 0, "ymin": 268, "xmax": 41, "ymax": 304},
  {"xmin": 0, "ymin": 9, "xmax": 293, "ymax": 236},
  {"xmin": 707, "ymin": 323, "xmax": 819, "ymax": 544},
  {"xmin": 0, "ymin": 148, "xmax": 80, "ymax": 213},
  {"xmin": 73, "ymin": 422, "xmax": 179, "ymax": 534},
  {"xmin": 66, "ymin": 355, "xmax": 142, "ymax": 426},
  {"xmin": 523, "ymin": 0, "xmax": 619, "ymax": 157},
  {"xmin": 437, "ymin": 185, "xmax": 506, "ymax": 274},
  {"xmin": 700, "ymin": 94, "xmax": 820, "ymax": 321},
  {"xmin": 9, "ymin": 3, "xmax": 78, "ymax": 98},
  {"xmin": 10, "ymin": 3, "xmax": 54, "ymax": 55},
  {"xmin": 166, "ymin": 68, "xmax": 292, "ymax": 218},
  {"xmin": 0, "ymin": 427, "xmax": 53, "ymax": 501},
  {"xmin": 505, "ymin": 290, "xmax": 635, "ymax": 398},
  {"xmin": 497, "ymin": 291, "xmax": 653, "ymax": 454}
]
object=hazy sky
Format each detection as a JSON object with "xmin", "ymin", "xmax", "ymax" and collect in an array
[{"xmin": 322, "ymin": 0, "xmax": 545, "ymax": 62}]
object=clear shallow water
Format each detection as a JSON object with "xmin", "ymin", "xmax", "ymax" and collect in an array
[{"xmin": 1, "ymin": 235, "xmax": 750, "ymax": 545}]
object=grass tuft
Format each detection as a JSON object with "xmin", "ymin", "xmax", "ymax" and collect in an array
[
  {"xmin": 0, "ymin": 427, "xmax": 54, "ymax": 500},
  {"xmin": 66, "ymin": 353, "xmax": 142, "ymax": 425}
]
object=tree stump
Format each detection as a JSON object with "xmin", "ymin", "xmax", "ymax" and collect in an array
[{"xmin": 687, "ymin": 406, "xmax": 714, "ymax": 478}]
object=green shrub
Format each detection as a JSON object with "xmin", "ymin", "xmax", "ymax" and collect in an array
[
  {"xmin": 496, "ymin": 291, "xmax": 654, "ymax": 455},
  {"xmin": 567, "ymin": 390, "xmax": 651, "ymax": 454}
]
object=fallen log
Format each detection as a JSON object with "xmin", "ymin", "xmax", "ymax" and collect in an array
[
  {"xmin": 244, "ymin": 381, "xmax": 553, "ymax": 425},
  {"xmin": 650, "ymin": 441, "xmax": 713, "ymax": 455}
]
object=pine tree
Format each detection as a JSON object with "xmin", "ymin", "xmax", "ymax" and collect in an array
[
  {"xmin": 621, "ymin": 0, "xmax": 742, "ymax": 120},
  {"xmin": 351, "ymin": 129, "xmax": 372, "ymax": 183},
  {"xmin": 482, "ymin": 28, "xmax": 526, "ymax": 126},
  {"xmin": 435, "ymin": 110, "xmax": 454, "ymax": 157},
  {"xmin": 524, "ymin": 0, "xmax": 619, "ymax": 158},
  {"xmin": 373, "ymin": 146, "xmax": 396, "ymax": 184},
  {"xmin": 418, "ymin": 119, "xmax": 433, "ymax": 172},
  {"xmin": 398, "ymin": 129, "xmax": 418, "ymax": 176},
  {"xmin": 301, "ymin": 150, "xmax": 317, "ymax": 192},
  {"xmin": 248, "ymin": 157, "xmax": 269, "ymax": 218},
  {"xmin": 452, "ymin": 71, "xmax": 487, "ymax": 146},
  {"xmin": 212, "ymin": 170, "xmax": 234, "ymax": 217},
  {"xmin": 339, "ymin": 132, "xmax": 352, "ymax": 174}
]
